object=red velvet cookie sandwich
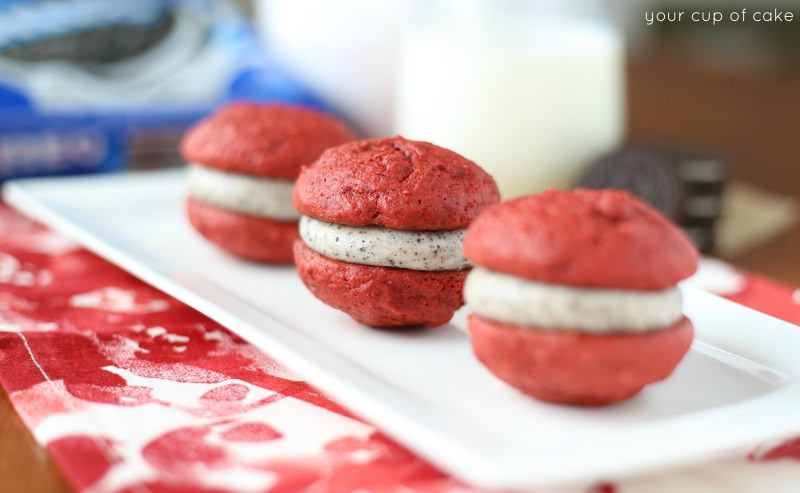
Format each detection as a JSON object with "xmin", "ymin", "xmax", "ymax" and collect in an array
[
  {"xmin": 463, "ymin": 189, "xmax": 698, "ymax": 405},
  {"xmin": 181, "ymin": 102, "xmax": 355, "ymax": 262},
  {"xmin": 293, "ymin": 136, "xmax": 500, "ymax": 327}
]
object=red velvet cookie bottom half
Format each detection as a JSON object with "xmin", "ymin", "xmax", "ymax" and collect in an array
[
  {"xmin": 186, "ymin": 197, "xmax": 298, "ymax": 263},
  {"xmin": 294, "ymin": 240, "xmax": 467, "ymax": 327},
  {"xmin": 468, "ymin": 314, "xmax": 694, "ymax": 406}
]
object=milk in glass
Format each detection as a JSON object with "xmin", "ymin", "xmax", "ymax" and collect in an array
[{"xmin": 395, "ymin": 1, "xmax": 624, "ymax": 198}]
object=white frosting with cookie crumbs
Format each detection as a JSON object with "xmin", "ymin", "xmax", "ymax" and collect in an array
[
  {"xmin": 465, "ymin": 267, "xmax": 683, "ymax": 332},
  {"xmin": 187, "ymin": 163, "xmax": 299, "ymax": 221},
  {"xmin": 299, "ymin": 216, "xmax": 469, "ymax": 271}
]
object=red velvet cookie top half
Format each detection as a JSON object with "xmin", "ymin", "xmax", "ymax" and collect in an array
[
  {"xmin": 293, "ymin": 137, "xmax": 501, "ymax": 231},
  {"xmin": 464, "ymin": 189, "xmax": 699, "ymax": 290},
  {"xmin": 181, "ymin": 102, "xmax": 356, "ymax": 179}
]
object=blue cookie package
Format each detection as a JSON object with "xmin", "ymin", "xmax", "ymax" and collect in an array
[{"xmin": 0, "ymin": 0, "xmax": 327, "ymax": 181}]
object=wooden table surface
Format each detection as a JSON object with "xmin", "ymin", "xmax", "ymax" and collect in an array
[{"xmin": 1, "ymin": 54, "xmax": 799, "ymax": 493}]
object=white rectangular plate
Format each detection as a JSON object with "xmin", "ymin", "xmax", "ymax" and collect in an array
[{"xmin": 4, "ymin": 169, "xmax": 800, "ymax": 490}]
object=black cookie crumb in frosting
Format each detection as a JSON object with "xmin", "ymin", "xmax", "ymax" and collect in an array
[{"xmin": 299, "ymin": 216, "xmax": 469, "ymax": 271}]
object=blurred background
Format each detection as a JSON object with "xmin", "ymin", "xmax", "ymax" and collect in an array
[{"xmin": 0, "ymin": 0, "xmax": 797, "ymax": 282}]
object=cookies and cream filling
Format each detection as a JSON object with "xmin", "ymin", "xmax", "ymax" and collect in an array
[
  {"xmin": 187, "ymin": 163, "xmax": 300, "ymax": 221},
  {"xmin": 465, "ymin": 267, "xmax": 682, "ymax": 332},
  {"xmin": 299, "ymin": 216, "xmax": 469, "ymax": 271}
]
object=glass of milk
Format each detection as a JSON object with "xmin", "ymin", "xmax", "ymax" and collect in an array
[{"xmin": 394, "ymin": 0, "xmax": 625, "ymax": 198}]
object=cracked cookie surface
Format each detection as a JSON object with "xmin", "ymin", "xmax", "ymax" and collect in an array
[{"xmin": 293, "ymin": 136, "xmax": 500, "ymax": 230}]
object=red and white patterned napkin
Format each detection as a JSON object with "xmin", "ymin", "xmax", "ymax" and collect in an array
[{"xmin": 0, "ymin": 203, "xmax": 798, "ymax": 493}]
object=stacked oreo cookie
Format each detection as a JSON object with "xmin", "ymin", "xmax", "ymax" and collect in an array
[{"xmin": 576, "ymin": 147, "xmax": 725, "ymax": 252}]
